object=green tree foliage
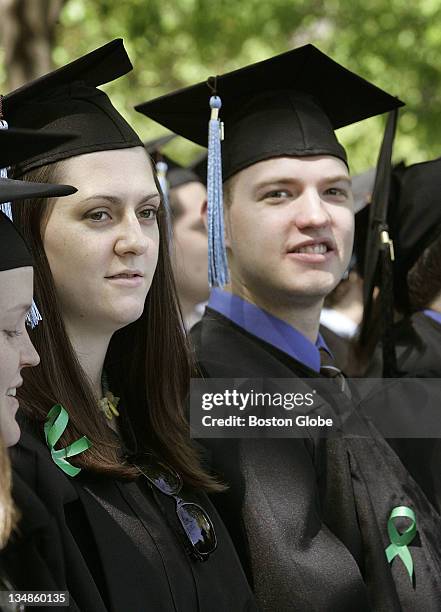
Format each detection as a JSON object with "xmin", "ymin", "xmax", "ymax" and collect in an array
[{"xmin": 7, "ymin": 0, "xmax": 441, "ymax": 169}]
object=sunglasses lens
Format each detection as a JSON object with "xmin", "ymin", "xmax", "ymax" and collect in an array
[
  {"xmin": 139, "ymin": 457, "xmax": 181, "ymax": 495},
  {"xmin": 177, "ymin": 504, "xmax": 217, "ymax": 557}
]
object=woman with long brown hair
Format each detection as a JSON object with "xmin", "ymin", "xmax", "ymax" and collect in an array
[{"xmin": 6, "ymin": 40, "xmax": 256, "ymax": 611}]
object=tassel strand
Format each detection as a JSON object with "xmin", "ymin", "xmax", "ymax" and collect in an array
[
  {"xmin": 207, "ymin": 95, "xmax": 229, "ymax": 287},
  {"xmin": 156, "ymin": 160, "xmax": 173, "ymax": 245}
]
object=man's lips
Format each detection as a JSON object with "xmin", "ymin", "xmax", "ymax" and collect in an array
[{"xmin": 286, "ymin": 238, "xmax": 336, "ymax": 262}]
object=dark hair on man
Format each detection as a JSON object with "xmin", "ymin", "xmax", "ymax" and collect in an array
[
  {"xmin": 407, "ymin": 230, "xmax": 441, "ymax": 313},
  {"xmin": 12, "ymin": 161, "xmax": 222, "ymax": 492}
]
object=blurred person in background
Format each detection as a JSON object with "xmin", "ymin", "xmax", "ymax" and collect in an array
[
  {"xmin": 358, "ymin": 156, "xmax": 441, "ymax": 514},
  {"xmin": 146, "ymin": 137, "xmax": 209, "ymax": 330}
]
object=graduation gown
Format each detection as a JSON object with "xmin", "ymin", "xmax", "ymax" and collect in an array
[
  {"xmin": 190, "ymin": 308, "xmax": 441, "ymax": 611},
  {"xmin": 10, "ymin": 426, "xmax": 257, "ymax": 612},
  {"xmin": 361, "ymin": 312, "xmax": 441, "ymax": 514},
  {"xmin": 1, "ymin": 470, "xmax": 78, "ymax": 612},
  {"xmin": 394, "ymin": 312, "xmax": 441, "ymax": 376}
]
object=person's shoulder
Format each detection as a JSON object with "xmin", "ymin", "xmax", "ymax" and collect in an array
[
  {"xmin": 190, "ymin": 309, "xmax": 256, "ymax": 375},
  {"xmin": 411, "ymin": 311, "xmax": 441, "ymax": 336},
  {"xmin": 11, "ymin": 423, "xmax": 78, "ymax": 509},
  {"xmin": 394, "ymin": 312, "xmax": 441, "ymax": 375},
  {"xmin": 191, "ymin": 308, "xmax": 238, "ymax": 344},
  {"xmin": 191, "ymin": 308, "xmax": 303, "ymax": 378}
]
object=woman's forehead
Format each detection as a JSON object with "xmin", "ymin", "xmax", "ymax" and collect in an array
[
  {"xmin": 0, "ymin": 268, "xmax": 33, "ymax": 313},
  {"xmin": 54, "ymin": 147, "xmax": 158, "ymax": 200}
]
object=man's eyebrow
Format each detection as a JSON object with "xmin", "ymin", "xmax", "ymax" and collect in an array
[
  {"xmin": 80, "ymin": 193, "xmax": 161, "ymax": 205},
  {"xmin": 253, "ymin": 175, "xmax": 352, "ymax": 190},
  {"xmin": 322, "ymin": 175, "xmax": 352, "ymax": 186},
  {"xmin": 253, "ymin": 178, "xmax": 298, "ymax": 191}
]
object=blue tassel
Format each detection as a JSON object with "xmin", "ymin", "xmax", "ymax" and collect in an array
[
  {"xmin": 207, "ymin": 95, "xmax": 229, "ymax": 287},
  {"xmin": 156, "ymin": 160, "xmax": 173, "ymax": 245},
  {"xmin": 0, "ymin": 118, "xmax": 42, "ymax": 329}
]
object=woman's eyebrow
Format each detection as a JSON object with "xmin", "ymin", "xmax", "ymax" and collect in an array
[{"xmin": 80, "ymin": 193, "xmax": 160, "ymax": 205}]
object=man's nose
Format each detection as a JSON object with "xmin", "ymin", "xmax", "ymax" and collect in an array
[{"xmin": 293, "ymin": 189, "xmax": 331, "ymax": 230}]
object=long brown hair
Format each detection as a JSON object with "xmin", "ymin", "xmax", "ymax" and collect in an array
[
  {"xmin": 0, "ymin": 438, "xmax": 18, "ymax": 549},
  {"xmin": 12, "ymin": 160, "xmax": 221, "ymax": 491}
]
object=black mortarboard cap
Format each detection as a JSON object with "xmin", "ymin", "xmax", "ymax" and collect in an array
[
  {"xmin": 0, "ymin": 212, "xmax": 33, "ymax": 272},
  {"xmin": 0, "ymin": 176, "xmax": 76, "ymax": 203},
  {"xmin": 0, "ymin": 127, "xmax": 77, "ymax": 169},
  {"xmin": 135, "ymin": 44, "xmax": 404, "ymax": 181},
  {"xmin": 388, "ymin": 157, "xmax": 441, "ymax": 309},
  {"xmin": 3, "ymin": 39, "xmax": 142, "ymax": 176},
  {"xmin": 0, "ymin": 127, "xmax": 78, "ymax": 272},
  {"xmin": 136, "ymin": 45, "xmax": 403, "ymax": 288},
  {"xmin": 0, "ymin": 128, "xmax": 77, "ymax": 202}
]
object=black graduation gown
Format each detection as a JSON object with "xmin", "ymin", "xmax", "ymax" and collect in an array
[
  {"xmin": 394, "ymin": 312, "xmax": 441, "ymax": 376},
  {"xmin": 362, "ymin": 312, "xmax": 441, "ymax": 513},
  {"xmin": 1, "ymin": 470, "xmax": 78, "ymax": 612},
  {"xmin": 190, "ymin": 308, "xmax": 441, "ymax": 611},
  {"xmin": 10, "ymin": 426, "xmax": 257, "ymax": 612}
]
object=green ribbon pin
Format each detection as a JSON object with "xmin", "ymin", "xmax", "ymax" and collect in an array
[
  {"xmin": 385, "ymin": 506, "xmax": 417, "ymax": 581},
  {"xmin": 44, "ymin": 404, "xmax": 91, "ymax": 477}
]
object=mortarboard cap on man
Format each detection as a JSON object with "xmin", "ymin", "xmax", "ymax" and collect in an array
[{"xmin": 136, "ymin": 44, "xmax": 404, "ymax": 287}]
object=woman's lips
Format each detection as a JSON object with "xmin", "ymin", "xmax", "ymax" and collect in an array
[{"xmin": 106, "ymin": 274, "xmax": 144, "ymax": 287}]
